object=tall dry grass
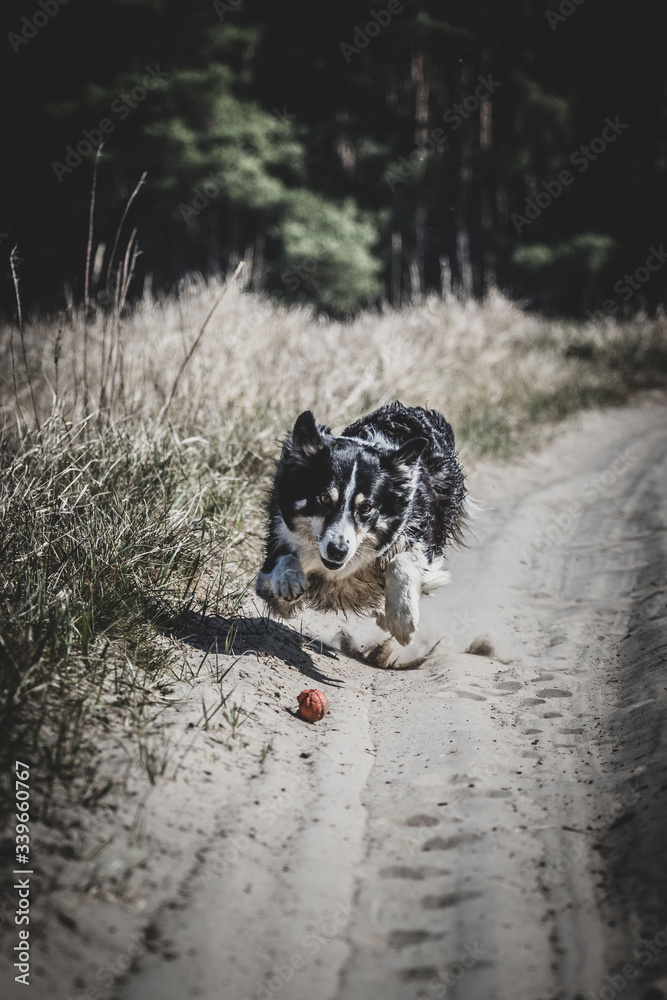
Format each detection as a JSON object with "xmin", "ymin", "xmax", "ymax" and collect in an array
[
  {"xmin": 7, "ymin": 275, "xmax": 666, "ymax": 457},
  {"xmin": 1, "ymin": 273, "xmax": 666, "ymax": 816}
]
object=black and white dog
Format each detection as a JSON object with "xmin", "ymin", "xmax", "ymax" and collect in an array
[{"xmin": 256, "ymin": 402, "xmax": 467, "ymax": 645}]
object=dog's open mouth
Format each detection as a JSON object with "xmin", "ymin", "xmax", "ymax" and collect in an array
[{"xmin": 320, "ymin": 556, "xmax": 345, "ymax": 571}]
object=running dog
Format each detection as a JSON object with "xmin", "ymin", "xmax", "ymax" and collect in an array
[{"xmin": 256, "ymin": 401, "xmax": 467, "ymax": 645}]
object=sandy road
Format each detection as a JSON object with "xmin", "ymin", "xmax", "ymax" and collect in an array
[
  {"xmin": 335, "ymin": 397, "xmax": 667, "ymax": 1000},
  {"xmin": 104, "ymin": 395, "xmax": 667, "ymax": 1000},
  {"xmin": 10, "ymin": 397, "xmax": 665, "ymax": 1000}
]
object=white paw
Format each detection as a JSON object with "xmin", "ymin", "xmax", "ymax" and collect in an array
[
  {"xmin": 384, "ymin": 551, "xmax": 422, "ymax": 645},
  {"xmin": 272, "ymin": 555, "xmax": 308, "ymax": 602},
  {"xmin": 375, "ymin": 611, "xmax": 390, "ymax": 632},
  {"xmin": 384, "ymin": 595, "xmax": 419, "ymax": 646}
]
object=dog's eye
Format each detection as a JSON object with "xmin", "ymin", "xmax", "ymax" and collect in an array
[
  {"xmin": 357, "ymin": 501, "xmax": 373, "ymax": 516},
  {"xmin": 319, "ymin": 493, "xmax": 332, "ymax": 506}
]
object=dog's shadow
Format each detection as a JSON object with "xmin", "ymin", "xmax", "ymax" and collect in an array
[{"xmin": 175, "ymin": 611, "xmax": 346, "ymax": 688}]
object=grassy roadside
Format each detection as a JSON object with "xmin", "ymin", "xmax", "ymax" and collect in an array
[
  {"xmin": 1, "ymin": 275, "xmax": 666, "ymax": 820},
  {"xmin": 0, "ymin": 415, "xmax": 249, "ymax": 818}
]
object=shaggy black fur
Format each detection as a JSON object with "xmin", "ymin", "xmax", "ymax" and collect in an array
[
  {"xmin": 342, "ymin": 401, "xmax": 467, "ymax": 555},
  {"xmin": 256, "ymin": 402, "xmax": 467, "ymax": 621}
]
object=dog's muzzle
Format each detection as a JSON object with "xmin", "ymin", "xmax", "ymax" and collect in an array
[{"xmin": 320, "ymin": 537, "xmax": 350, "ymax": 570}]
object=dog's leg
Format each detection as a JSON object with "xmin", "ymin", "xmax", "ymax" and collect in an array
[
  {"xmin": 375, "ymin": 610, "xmax": 390, "ymax": 632},
  {"xmin": 383, "ymin": 550, "xmax": 424, "ymax": 646},
  {"xmin": 256, "ymin": 554, "xmax": 308, "ymax": 618}
]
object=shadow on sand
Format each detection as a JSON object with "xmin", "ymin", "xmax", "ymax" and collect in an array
[
  {"xmin": 174, "ymin": 609, "xmax": 440, "ymax": 680},
  {"xmin": 174, "ymin": 611, "xmax": 347, "ymax": 689}
]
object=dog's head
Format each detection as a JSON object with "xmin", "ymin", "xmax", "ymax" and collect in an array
[{"xmin": 276, "ymin": 411, "xmax": 426, "ymax": 574}]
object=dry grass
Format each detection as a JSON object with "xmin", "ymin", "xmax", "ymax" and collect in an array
[
  {"xmin": 1, "ymin": 274, "xmax": 666, "ymax": 817},
  {"xmin": 8, "ymin": 277, "xmax": 666, "ymax": 458}
]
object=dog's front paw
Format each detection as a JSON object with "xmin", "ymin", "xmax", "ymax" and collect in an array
[
  {"xmin": 375, "ymin": 611, "xmax": 390, "ymax": 632},
  {"xmin": 384, "ymin": 595, "xmax": 419, "ymax": 646},
  {"xmin": 271, "ymin": 555, "xmax": 308, "ymax": 603},
  {"xmin": 383, "ymin": 552, "xmax": 423, "ymax": 645}
]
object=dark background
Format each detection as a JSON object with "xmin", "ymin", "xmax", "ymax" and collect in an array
[{"xmin": 2, "ymin": 0, "xmax": 666, "ymax": 319}]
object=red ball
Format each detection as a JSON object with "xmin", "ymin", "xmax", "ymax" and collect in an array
[{"xmin": 297, "ymin": 688, "xmax": 328, "ymax": 722}]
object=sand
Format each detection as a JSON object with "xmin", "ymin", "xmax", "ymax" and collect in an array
[{"xmin": 3, "ymin": 393, "xmax": 667, "ymax": 1000}]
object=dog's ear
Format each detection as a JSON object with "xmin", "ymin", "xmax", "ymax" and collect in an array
[
  {"xmin": 381, "ymin": 438, "xmax": 428, "ymax": 479},
  {"xmin": 285, "ymin": 410, "xmax": 325, "ymax": 464}
]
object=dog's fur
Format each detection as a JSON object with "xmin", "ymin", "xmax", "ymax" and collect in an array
[{"xmin": 256, "ymin": 401, "xmax": 467, "ymax": 645}]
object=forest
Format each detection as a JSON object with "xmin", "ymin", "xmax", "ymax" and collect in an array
[{"xmin": 2, "ymin": 0, "xmax": 666, "ymax": 317}]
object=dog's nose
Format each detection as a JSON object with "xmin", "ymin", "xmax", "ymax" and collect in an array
[{"xmin": 326, "ymin": 540, "xmax": 349, "ymax": 563}]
